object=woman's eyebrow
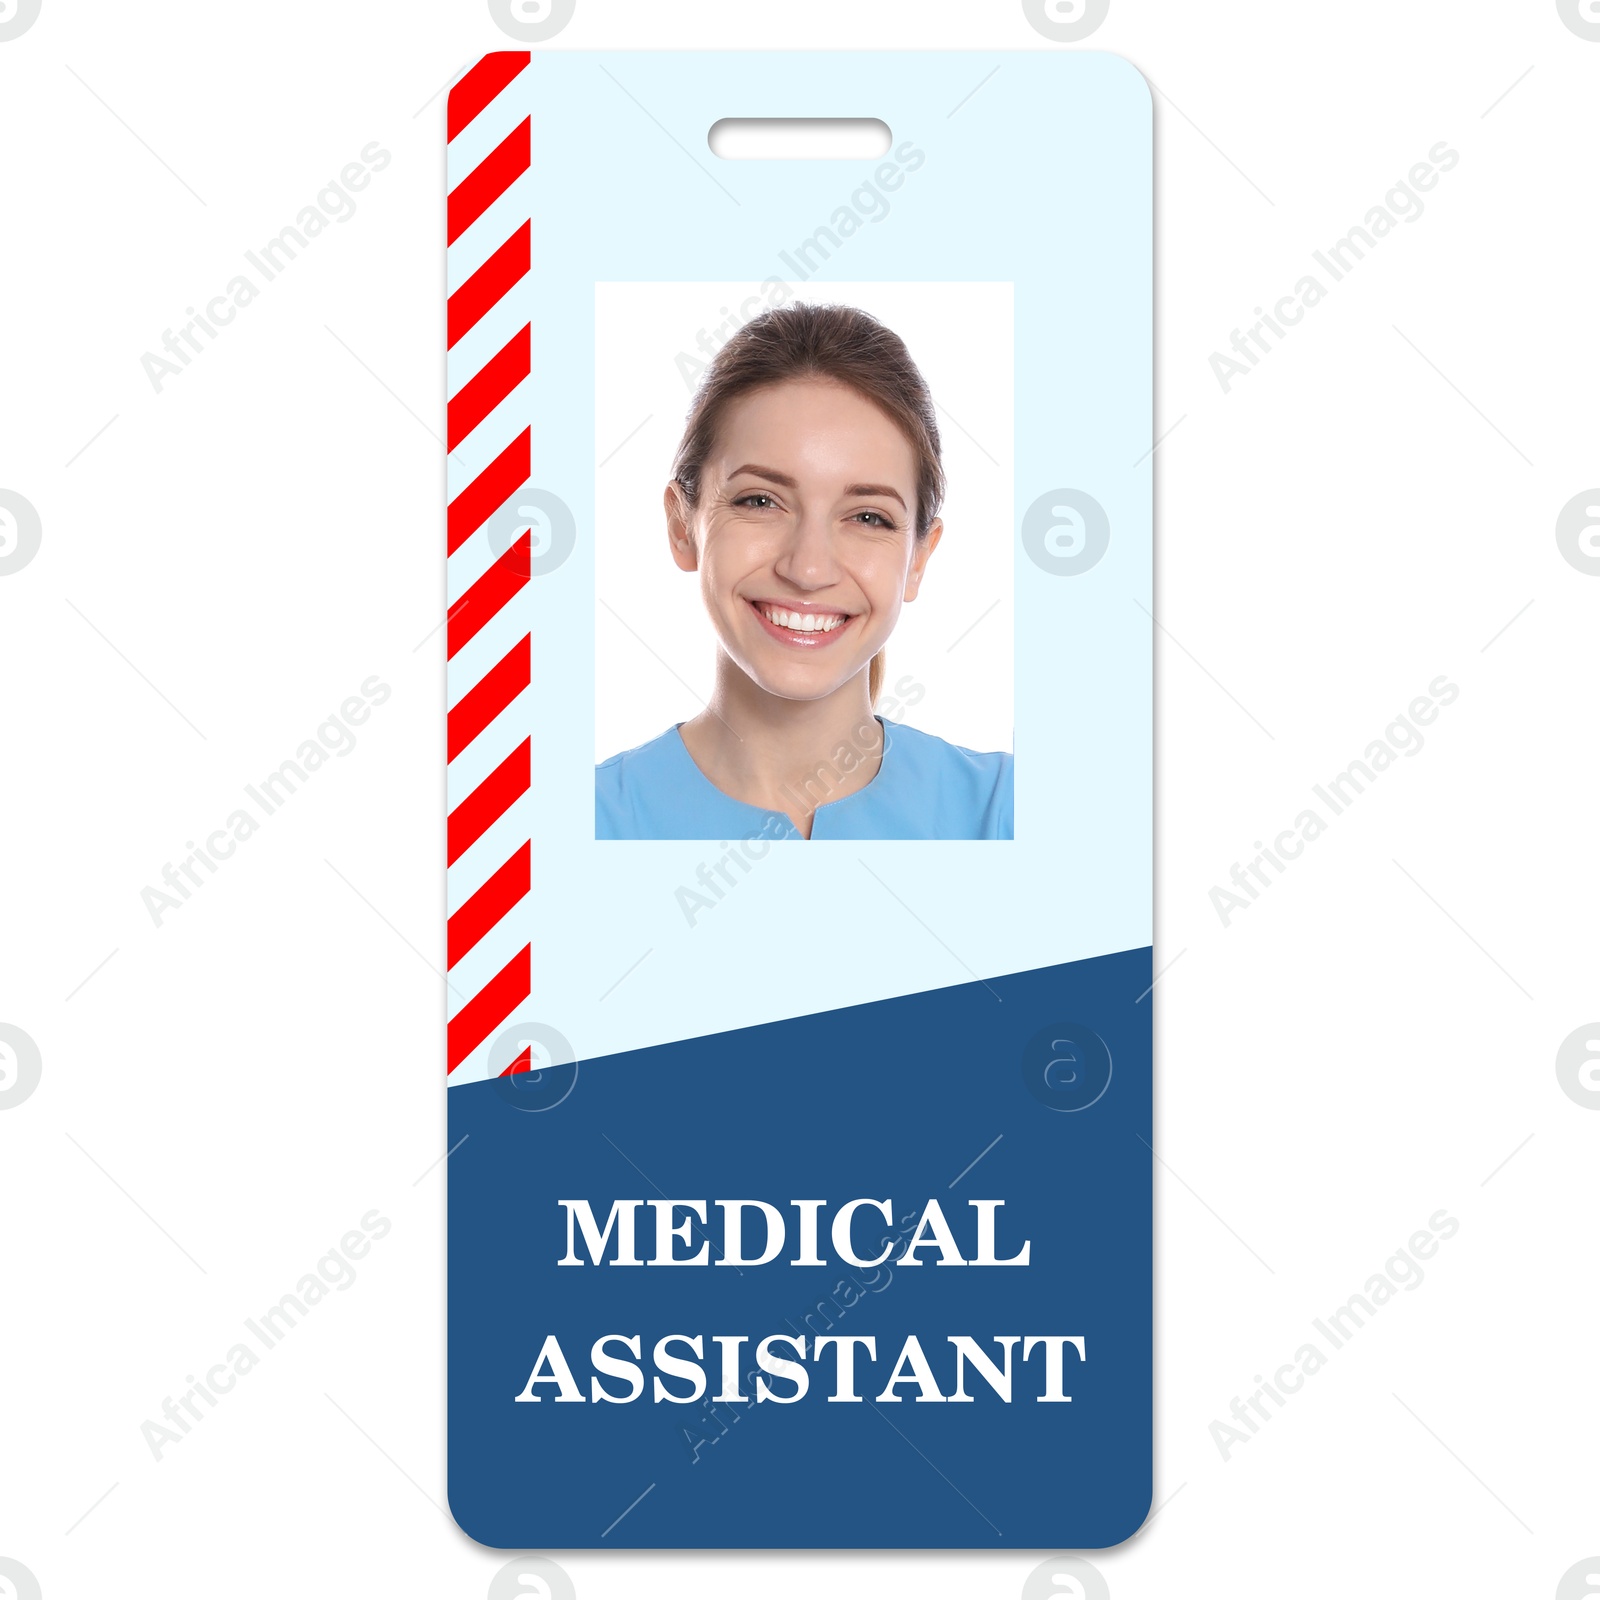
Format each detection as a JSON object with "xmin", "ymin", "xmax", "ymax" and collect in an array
[
  {"xmin": 845, "ymin": 482, "xmax": 907, "ymax": 510},
  {"xmin": 729, "ymin": 464, "xmax": 798, "ymax": 488}
]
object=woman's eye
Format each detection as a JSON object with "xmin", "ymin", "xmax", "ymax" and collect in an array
[
  {"xmin": 736, "ymin": 493, "xmax": 777, "ymax": 509},
  {"xmin": 852, "ymin": 511, "xmax": 894, "ymax": 529}
]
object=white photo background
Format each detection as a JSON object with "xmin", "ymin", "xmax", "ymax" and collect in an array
[{"xmin": 594, "ymin": 281, "xmax": 1015, "ymax": 763}]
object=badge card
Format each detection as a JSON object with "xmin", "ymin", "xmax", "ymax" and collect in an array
[{"xmin": 443, "ymin": 48, "xmax": 1153, "ymax": 1550}]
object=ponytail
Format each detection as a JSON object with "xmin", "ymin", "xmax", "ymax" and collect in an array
[{"xmin": 868, "ymin": 650, "xmax": 885, "ymax": 706}]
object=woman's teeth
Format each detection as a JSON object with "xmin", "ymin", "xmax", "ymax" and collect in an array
[{"xmin": 758, "ymin": 604, "xmax": 848, "ymax": 633}]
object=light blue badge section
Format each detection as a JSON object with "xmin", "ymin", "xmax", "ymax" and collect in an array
[{"xmin": 454, "ymin": 50, "xmax": 1152, "ymax": 1080}]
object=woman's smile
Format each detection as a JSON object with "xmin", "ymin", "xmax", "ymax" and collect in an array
[{"xmin": 747, "ymin": 597, "xmax": 859, "ymax": 648}]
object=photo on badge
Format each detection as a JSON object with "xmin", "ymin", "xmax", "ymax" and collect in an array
[{"xmin": 594, "ymin": 280, "xmax": 1015, "ymax": 843}]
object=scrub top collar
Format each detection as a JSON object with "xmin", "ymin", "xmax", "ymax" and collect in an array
[{"xmin": 666, "ymin": 716, "xmax": 897, "ymax": 840}]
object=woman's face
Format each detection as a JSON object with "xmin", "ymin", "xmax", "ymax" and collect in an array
[{"xmin": 667, "ymin": 377, "xmax": 942, "ymax": 704}]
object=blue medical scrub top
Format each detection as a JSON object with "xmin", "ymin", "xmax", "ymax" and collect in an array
[{"xmin": 595, "ymin": 718, "xmax": 1013, "ymax": 840}]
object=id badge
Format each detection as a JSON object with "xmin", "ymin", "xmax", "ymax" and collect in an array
[{"xmin": 444, "ymin": 47, "xmax": 1152, "ymax": 1550}]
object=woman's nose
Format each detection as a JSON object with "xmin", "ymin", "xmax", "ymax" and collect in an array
[{"xmin": 772, "ymin": 510, "xmax": 840, "ymax": 590}]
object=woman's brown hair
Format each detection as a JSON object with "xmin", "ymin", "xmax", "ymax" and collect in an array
[{"xmin": 670, "ymin": 302, "xmax": 944, "ymax": 705}]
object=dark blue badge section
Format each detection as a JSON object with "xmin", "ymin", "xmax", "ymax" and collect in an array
[{"xmin": 448, "ymin": 946, "xmax": 1153, "ymax": 1550}]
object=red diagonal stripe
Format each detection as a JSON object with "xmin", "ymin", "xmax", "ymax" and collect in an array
[
  {"xmin": 449, "ymin": 222, "xmax": 529, "ymax": 349},
  {"xmin": 447, "ymin": 944, "xmax": 530, "ymax": 1074},
  {"xmin": 499, "ymin": 1047, "xmax": 532, "ymax": 1078},
  {"xmin": 448, "ymin": 117, "xmax": 530, "ymax": 245},
  {"xmin": 448, "ymin": 843, "xmax": 530, "ymax": 968},
  {"xmin": 448, "ymin": 325, "xmax": 530, "ymax": 451},
  {"xmin": 447, "ymin": 636, "xmax": 529, "ymax": 762},
  {"xmin": 448, "ymin": 429, "xmax": 528, "ymax": 556},
  {"xmin": 448, "ymin": 739, "xmax": 530, "ymax": 866},
  {"xmin": 447, "ymin": 52, "xmax": 530, "ymax": 142},
  {"xmin": 449, "ymin": 531, "xmax": 529, "ymax": 659}
]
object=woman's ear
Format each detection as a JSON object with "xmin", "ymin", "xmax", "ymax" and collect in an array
[
  {"xmin": 665, "ymin": 481, "xmax": 699, "ymax": 572},
  {"xmin": 902, "ymin": 518, "xmax": 944, "ymax": 601}
]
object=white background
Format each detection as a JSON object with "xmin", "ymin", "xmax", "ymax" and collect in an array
[
  {"xmin": 1, "ymin": 4, "xmax": 1597, "ymax": 1600},
  {"xmin": 594, "ymin": 280, "xmax": 1015, "ymax": 763}
]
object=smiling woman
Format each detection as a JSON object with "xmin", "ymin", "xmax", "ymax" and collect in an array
[{"xmin": 595, "ymin": 302, "xmax": 1013, "ymax": 841}]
